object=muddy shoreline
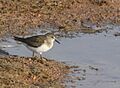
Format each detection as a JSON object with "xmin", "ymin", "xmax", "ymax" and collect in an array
[
  {"xmin": 0, "ymin": 0, "xmax": 120, "ymax": 87},
  {"xmin": 0, "ymin": 0, "xmax": 120, "ymax": 36},
  {"xmin": 0, "ymin": 56, "xmax": 71, "ymax": 88}
]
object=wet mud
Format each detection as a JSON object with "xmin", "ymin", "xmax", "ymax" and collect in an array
[
  {"xmin": 0, "ymin": 56, "xmax": 71, "ymax": 88},
  {"xmin": 0, "ymin": 0, "xmax": 119, "ymax": 36}
]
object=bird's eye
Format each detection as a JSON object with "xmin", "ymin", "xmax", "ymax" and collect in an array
[{"xmin": 51, "ymin": 36, "xmax": 54, "ymax": 39}]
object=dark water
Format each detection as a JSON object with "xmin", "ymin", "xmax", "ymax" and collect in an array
[{"xmin": 1, "ymin": 24, "xmax": 120, "ymax": 88}]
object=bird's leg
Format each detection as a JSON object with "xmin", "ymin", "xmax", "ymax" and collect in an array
[
  {"xmin": 39, "ymin": 52, "xmax": 42, "ymax": 59},
  {"xmin": 39, "ymin": 52, "xmax": 46, "ymax": 61},
  {"xmin": 32, "ymin": 52, "xmax": 35, "ymax": 57}
]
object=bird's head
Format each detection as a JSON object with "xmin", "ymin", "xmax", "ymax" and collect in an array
[{"xmin": 45, "ymin": 33, "xmax": 60, "ymax": 44}]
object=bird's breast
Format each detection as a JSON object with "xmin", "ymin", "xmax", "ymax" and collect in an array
[{"xmin": 36, "ymin": 42, "xmax": 53, "ymax": 52}]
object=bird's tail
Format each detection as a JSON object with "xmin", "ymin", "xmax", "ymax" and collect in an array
[{"xmin": 14, "ymin": 36, "xmax": 25, "ymax": 42}]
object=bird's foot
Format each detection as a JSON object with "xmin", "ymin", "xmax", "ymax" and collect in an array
[{"xmin": 40, "ymin": 55, "xmax": 47, "ymax": 61}]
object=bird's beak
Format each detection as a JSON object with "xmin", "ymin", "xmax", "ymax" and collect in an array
[{"xmin": 55, "ymin": 39, "xmax": 60, "ymax": 44}]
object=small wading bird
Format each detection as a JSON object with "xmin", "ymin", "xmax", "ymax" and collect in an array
[{"xmin": 14, "ymin": 33, "xmax": 60, "ymax": 58}]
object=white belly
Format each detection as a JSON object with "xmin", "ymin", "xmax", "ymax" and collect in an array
[{"xmin": 26, "ymin": 43, "xmax": 53, "ymax": 54}]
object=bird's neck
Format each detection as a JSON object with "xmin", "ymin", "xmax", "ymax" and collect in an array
[{"xmin": 46, "ymin": 39, "xmax": 54, "ymax": 47}]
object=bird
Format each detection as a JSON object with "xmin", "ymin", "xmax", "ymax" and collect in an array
[{"xmin": 14, "ymin": 33, "xmax": 60, "ymax": 58}]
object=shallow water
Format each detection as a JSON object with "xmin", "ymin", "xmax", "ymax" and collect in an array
[
  {"xmin": 48, "ymin": 34, "xmax": 120, "ymax": 88},
  {"xmin": 1, "ymin": 24, "xmax": 120, "ymax": 88}
]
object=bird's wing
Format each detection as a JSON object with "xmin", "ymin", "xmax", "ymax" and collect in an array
[{"xmin": 23, "ymin": 35, "xmax": 45, "ymax": 47}]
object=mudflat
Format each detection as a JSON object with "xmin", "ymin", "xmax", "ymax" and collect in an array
[
  {"xmin": 0, "ymin": 0, "xmax": 119, "ymax": 36},
  {"xmin": 0, "ymin": 56, "xmax": 70, "ymax": 88}
]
